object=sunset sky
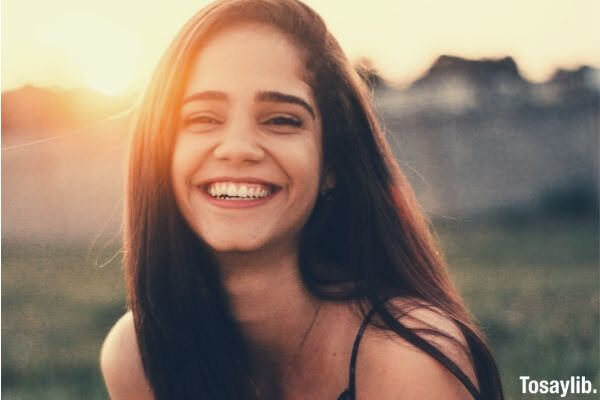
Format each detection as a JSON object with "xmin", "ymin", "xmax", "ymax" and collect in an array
[{"xmin": 2, "ymin": 0, "xmax": 599, "ymax": 96}]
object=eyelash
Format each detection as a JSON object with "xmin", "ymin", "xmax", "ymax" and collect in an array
[
  {"xmin": 183, "ymin": 115, "xmax": 303, "ymax": 130},
  {"xmin": 184, "ymin": 115, "xmax": 221, "ymax": 126},
  {"xmin": 263, "ymin": 115, "xmax": 303, "ymax": 128}
]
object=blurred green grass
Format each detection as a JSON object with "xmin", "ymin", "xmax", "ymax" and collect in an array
[
  {"xmin": 2, "ymin": 217, "xmax": 598, "ymax": 399},
  {"xmin": 440, "ymin": 217, "xmax": 599, "ymax": 399},
  {"xmin": 2, "ymin": 242, "xmax": 126, "ymax": 400}
]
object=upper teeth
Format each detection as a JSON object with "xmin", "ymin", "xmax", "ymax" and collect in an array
[{"xmin": 207, "ymin": 182, "xmax": 272, "ymax": 199}]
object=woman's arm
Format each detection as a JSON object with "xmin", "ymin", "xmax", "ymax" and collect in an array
[{"xmin": 100, "ymin": 311, "xmax": 154, "ymax": 400}]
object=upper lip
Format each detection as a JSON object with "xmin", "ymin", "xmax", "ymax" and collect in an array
[{"xmin": 199, "ymin": 176, "xmax": 282, "ymax": 190}]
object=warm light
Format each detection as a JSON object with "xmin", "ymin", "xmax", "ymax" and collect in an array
[
  {"xmin": 78, "ymin": 35, "xmax": 140, "ymax": 96},
  {"xmin": 32, "ymin": 14, "xmax": 142, "ymax": 96},
  {"xmin": 75, "ymin": 22, "xmax": 141, "ymax": 96},
  {"xmin": 3, "ymin": 0, "xmax": 599, "ymax": 91}
]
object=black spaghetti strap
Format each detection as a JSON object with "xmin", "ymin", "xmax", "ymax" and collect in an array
[
  {"xmin": 337, "ymin": 297, "xmax": 483, "ymax": 400},
  {"xmin": 342, "ymin": 298, "xmax": 388, "ymax": 400},
  {"xmin": 337, "ymin": 297, "xmax": 482, "ymax": 400}
]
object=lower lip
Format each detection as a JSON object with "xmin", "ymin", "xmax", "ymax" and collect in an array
[{"xmin": 200, "ymin": 187, "xmax": 280, "ymax": 209}]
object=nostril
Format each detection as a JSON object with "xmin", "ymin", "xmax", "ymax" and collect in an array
[{"xmin": 213, "ymin": 140, "xmax": 265, "ymax": 161}]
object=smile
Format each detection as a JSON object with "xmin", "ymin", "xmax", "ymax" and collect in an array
[
  {"xmin": 200, "ymin": 180, "xmax": 282, "ymax": 208},
  {"xmin": 206, "ymin": 181, "xmax": 274, "ymax": 199}
]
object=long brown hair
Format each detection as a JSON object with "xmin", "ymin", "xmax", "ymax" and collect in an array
[{"xmin": 124, "ymin": 0, "xmax": 504, "ymax": 398}]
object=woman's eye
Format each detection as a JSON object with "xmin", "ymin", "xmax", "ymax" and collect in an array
[
  {"xmin": 183, "ymin": 115, "xmax": 222, "ymax": 131},
  {"xmin": 264, "ymin": 115, "xmax": 303, "ymax": 128},
  {"xmin": 186, "ymin": 116, "xmax": 219, "ymax": 125}
]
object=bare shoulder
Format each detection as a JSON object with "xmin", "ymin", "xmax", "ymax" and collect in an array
[
  {"xmin": 100, "ymin": 311, "xmax": 154, "ymax": 400},
  {"xmin": 355, "ymin": 298, "xmax": 478, "ymax": 400}
]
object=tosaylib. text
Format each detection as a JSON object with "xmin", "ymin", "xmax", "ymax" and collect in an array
[{"xmin": 520, "ymin": 376, "xmax": 597, "ymax": 397}]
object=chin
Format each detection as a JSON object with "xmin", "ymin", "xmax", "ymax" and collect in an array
[
  {"xmin": 203, "ymin": 234, "xmax": 267, "ymax": 254},
  {"xmin": 209, "ymin": 242, "xmax": 263, "ymax": 253}
]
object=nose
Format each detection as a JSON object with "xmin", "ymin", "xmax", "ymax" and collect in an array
[{"xmin": 213, "ymin": 117, "xmax": 265, "ymax": 162}]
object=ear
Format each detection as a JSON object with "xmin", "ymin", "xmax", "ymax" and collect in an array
[{"xmin": 321, "ymin": 170, "xmax": 336, "ymax": 191}]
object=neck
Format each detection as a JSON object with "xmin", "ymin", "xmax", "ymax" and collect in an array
[{"xmin": 217, "ymin": 242, "xmax": 321, "ymax": 376}]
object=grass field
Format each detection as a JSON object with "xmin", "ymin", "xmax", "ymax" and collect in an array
[
  {"xmin": 2, "ymin": 217, "xmax": 598, "ymax": 399},
  {"xmin": 439, "ymin": 217, "xmax": 599, "ymax": 398}
]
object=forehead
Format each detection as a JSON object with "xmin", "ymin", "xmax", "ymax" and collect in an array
[{"xmin": 184, "ymin": 24, "xmax": 313, "ymax": 101}]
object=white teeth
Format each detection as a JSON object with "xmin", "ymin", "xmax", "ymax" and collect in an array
[
  {"xmin": 206, "ymin": 182, "xmax": 273, "ymax": 199},
  {"xmin": 227, "ymin": 183, "xmax": 236, "ymax": 197}
]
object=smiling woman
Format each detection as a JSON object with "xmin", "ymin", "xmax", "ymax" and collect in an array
[{"xmin": 100, "ymin": 1, "xmax": 504, "ymax": 399}]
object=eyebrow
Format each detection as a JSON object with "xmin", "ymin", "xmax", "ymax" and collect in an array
[
  {"xmin": 181, "ymin": 90, "xmax": 315, "ymax": 119},
  {"xmin": 181, "ymin": 90, "xmax": 227, "ymax": 105}
]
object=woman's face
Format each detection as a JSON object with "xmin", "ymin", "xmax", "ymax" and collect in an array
[{"xmin": 171, "ymin": 24, "xmax": 324, "ymax": 254}]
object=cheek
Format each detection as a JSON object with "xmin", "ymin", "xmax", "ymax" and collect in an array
[
  {"xmin": 280, "ymin": 137, "xmax": 323, "ymax": 201},
  {"xmin": 170, "ymin": 137, "xmax": 199, "ymax": 214},
  {"xmin": 171, "ymin": 148, "xmax": 186, "ymax": 199},
  {"xmin": 302, "ymin": 137, "xmax": 324, "ymax": 187}
]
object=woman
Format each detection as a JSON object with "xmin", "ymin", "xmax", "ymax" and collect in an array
[{"xmin": 101, "ymin": 0, "xmax": 504, "ymax": 399}]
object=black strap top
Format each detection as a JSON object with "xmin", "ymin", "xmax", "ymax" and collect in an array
[
  {"xmin": 335, "ymin": 300, "xmax": 482, "ymax": 400},
  {"xmin": 336, "ymin": 302, "xmax": 381, "ymax": 400}
]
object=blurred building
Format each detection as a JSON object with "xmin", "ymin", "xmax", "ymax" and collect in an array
[{"xmin": 376, "ymin": 56, "xmax": 598, "ymax": 218}]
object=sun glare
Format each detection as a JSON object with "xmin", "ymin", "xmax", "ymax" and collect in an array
[
  {"xmin": 79, "ymin": 38, "xmax": 140, "ymax": 97},
  {"xmin": 35, "ymin": 15, "xmax": 143, "ymax": 96},
  {"xmin": 5, "ymin": 0, "xmax": 599, "ymax": 92},
  {"xmin": 76, "ymin": 24, "xmax": 142, "ymax": 96}
]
